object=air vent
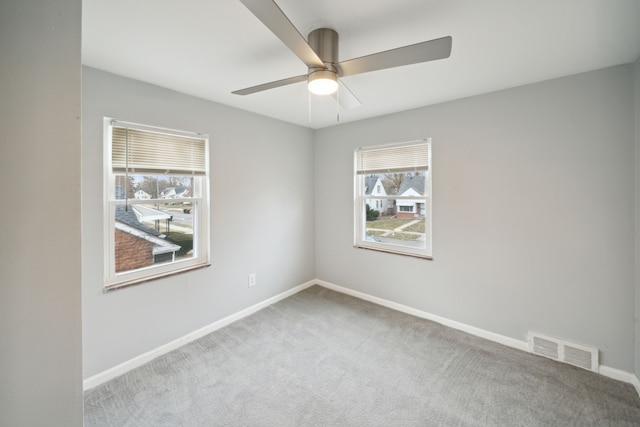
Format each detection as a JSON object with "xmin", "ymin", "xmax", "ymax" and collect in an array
[
  {"xmin": 531, "ymin": 335, "xmax": 559, "ymax": 359},
  {"xmin": 527, "ymin": 332, "xmax": 598, "ymax": 372}
]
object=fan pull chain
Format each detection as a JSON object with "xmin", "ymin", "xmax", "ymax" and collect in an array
[
  {"xmin": 308, "ymin": 90, "xmax": 312, "ymax": 128},
  {"xmin": 336, "ymin": 85, "xmax": 340, "ymax": 123}
]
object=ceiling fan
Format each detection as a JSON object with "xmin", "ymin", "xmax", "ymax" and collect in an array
[{"xmin": 232, "ymin": 0, "xmax": 452, "ymax": 109}]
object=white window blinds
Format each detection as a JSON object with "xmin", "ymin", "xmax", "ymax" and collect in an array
[
  {"xmin": 355, "ymin": 141, "xmax": 429, "ymax": 174},
  {"xmin": 111, "ymin": 123, "xmax": 207, "ymax": 175}
]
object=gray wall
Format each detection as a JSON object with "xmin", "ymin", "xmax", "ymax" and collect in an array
[
  {"xmin": 315, "ymin": 65, "xmax": 636, "ymax": 371},
  {"xmin": 82, "ymin": 68, "xmax": 316, "ymax": 377},
  {"xmin": 0, "ymin": 1, "xmax": 83, "ymax": 425},
  {"xmin": 635, "ymin": 56, "xmax": 640, "ymax": 378}
]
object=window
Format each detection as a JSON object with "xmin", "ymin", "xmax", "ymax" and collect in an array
[
  {"xmin": 354, "ymin": 140, "xmax": 432, "ymax": 259},
  {"xmin": 104, "ymin": 119, "xmax": 210, "ymax": 289}
]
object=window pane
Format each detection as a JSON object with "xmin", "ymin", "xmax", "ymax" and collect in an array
[
  {"xmin": 115, "ymin": 174, "xmax": 195, "ymax": 200},
  {"xmin": 362, "ymin": 171, "xmax": 427, "ymax": 197},
  {"xmin": 114, "ymin": 202, "xmax": 195, "ymax": 273},
  {"xmin": 363, "ymin": 199, "xmax": 426, "ymax": 249}
]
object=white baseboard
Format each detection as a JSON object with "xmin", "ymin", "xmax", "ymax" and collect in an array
[
  {"xmin": 83, "ymin": 280, "xmax": 316, "ymax": 390},
  {"xmin": 84, "ymin": 278, "xmax": 640, "ymax": 398},
  {"xmin": 315, "ymin": 279, "xmax": 640, "ymax": 397},
  {"xmin": 598, "ymin": 366, "xmax": 640, "ymax": 397},
  {"xmin": 316, "ymin": 279, "xmax": 529, "ymax": 352}
]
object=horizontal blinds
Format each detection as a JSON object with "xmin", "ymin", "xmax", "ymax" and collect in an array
[
  {"xmin": 112, "ymin": 125, "xmax": 207, "ymax": 175},
  {"xmin": 356, "ymin": 141, "xmax": 429, "ymax": 174}
]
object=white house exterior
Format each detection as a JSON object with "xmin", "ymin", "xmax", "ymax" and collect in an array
[
  {"xmin": 396, "ymin": 174, "xmax": 426, "ymax": 219},
  {"xmin": 364, "ymin": 176, "xmax": 390, "ymax": 214},
  {"xmin": 160, "ymin": 186, "xmax": 189, "ymax": 199},
  {"xmin": 134, "ymin": 189, "xmax": 151, "ymax": 200}
]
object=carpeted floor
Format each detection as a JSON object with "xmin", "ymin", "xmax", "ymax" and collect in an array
[{"xmin": 84, "ymin": 285, "xmax": 640, "ymax": 426}]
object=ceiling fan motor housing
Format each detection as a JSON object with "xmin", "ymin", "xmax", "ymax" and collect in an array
[
  {"xmin": 308, "ymin": 28, "xmax": 339, "ymax": 74},
  {"xmin": 306, "ymin": 28, "xmax": 339, "ymax": 94}
]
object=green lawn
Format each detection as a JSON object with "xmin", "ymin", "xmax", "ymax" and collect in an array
[
  {"xmin": 404, "ymin": 221, "xmax": 425, "ymax": 233},
  {"xmin": 385, "ymin": 232, "xmax": 420, "ymax": 241},
  {"xmin": 366, "ymin": 217, "xmax": 424, "ymax": 241},
  {"xmin": 366, "ymin": 218, "xmax": 414, "ymax": 230},
  {"xmin": 165, "ymin": 231, "xmax": 193, "ymax": 257}
]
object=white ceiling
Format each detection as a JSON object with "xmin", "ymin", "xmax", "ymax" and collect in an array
[{"xmin": 82, "ymin": 0, "xmax": 640, "ymax": 129}]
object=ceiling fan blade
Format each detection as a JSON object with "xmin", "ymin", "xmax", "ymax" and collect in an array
[
  {"xmin": 238, "ymin": 0, "xmax": 325, "ymax": 69},
  {"xmin": 333, "ymin": 79, "xmax": 362, "ymax": 110},
  {"xmin": 338, "ymin": 36, "xmax": 452, "ymax": 77},
  {"xmin": 232, "ymin": 74, "xmax": 307, "ymax": 95}
]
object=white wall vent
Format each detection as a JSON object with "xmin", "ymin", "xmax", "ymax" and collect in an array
[{"xmin": 527, "ymin": 332, "xmax": 598, "ymax": 373}]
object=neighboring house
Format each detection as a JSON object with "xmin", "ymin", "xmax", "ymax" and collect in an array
[
  {"xmin": 364, "ymin": 176, "xmax": 390, "ymax": 214},
  {"xmin": 160, "ymin": 186, "xmax": 189, "ymax": 199},
  {"xmin": 116, "ymin": 185, "xmax": 151, "ymax": 200},
  {"xmin": 114, "ymin": 206, "xmax": 180, "ymax": 272},
  {"xmin": 131, "ymin": 204, "xmax": 173, "ymax": 233},
  {"xmin": 134, "ymin": 189, "xmax": 151, "ymax": 200},
  {"xmin": 396, "ymin": 174, "xmax": 426, "ymax": 219}
]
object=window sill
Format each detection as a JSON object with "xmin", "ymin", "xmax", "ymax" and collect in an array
[
  {"xmin": 104, "ymin": 263, "xmax": 211, "ymax": 292},
  {"xmin": 354, "ymin": 243, "xmax": 432, "ymax": 260}
]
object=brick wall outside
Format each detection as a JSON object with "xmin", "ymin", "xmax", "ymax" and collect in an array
[
  {"xmin": 115, "ymin": 229, "xmax": 154, "ymax": 272},
  {"xmin": 396, "ymin": 211, "xmax": 415, "ymax": 219}
]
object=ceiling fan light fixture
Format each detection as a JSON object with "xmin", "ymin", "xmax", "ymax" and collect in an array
[{"xmin": 308, "ymin": 69, "xmax": 338, "ymax": 95}]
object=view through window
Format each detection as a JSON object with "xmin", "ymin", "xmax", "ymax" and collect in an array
[
  {"xmin": 105, "ymin": 120, "xmax": 209, "ymax": 289},
  {"xmin": 354, "ymin": 140, "xmax": 432, "ymax": 259}
]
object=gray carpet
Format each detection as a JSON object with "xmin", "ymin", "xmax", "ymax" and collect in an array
[{"xmin": 84, "ymin": 285, "xmax": 640, "ymax": 426}]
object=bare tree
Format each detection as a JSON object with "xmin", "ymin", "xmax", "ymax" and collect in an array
[
  {"xmin": 157, "ymin": 178, "xmax": 170, "ymax": 196},
  {"xmin": 115, "ymin": 175, "xmax": 135, "ymax": 199},
  {"xmin": 383, "ymin": 173, "xmax": 404, "ymax": 195},
  {"xmin": 137, "ymin": 176, "xmax": 159, "ymax": 198},
  {"xmin": 169, "ymin": 176, "xmax": 188, "ymax": 187}
]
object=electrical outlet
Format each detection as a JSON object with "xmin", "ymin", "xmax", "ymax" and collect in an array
[{"xmin": 248, "ymin": 273, "xmax": 256, "ymax": 287}]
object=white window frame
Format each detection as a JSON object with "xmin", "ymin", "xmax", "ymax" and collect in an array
[
  {"xmin": 354, "ymin": 139, "xmax": 432, "ymax": 259},
  {"xmin": 103, "ymin": 118, "xmax": 210, "ymax": 290}
]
